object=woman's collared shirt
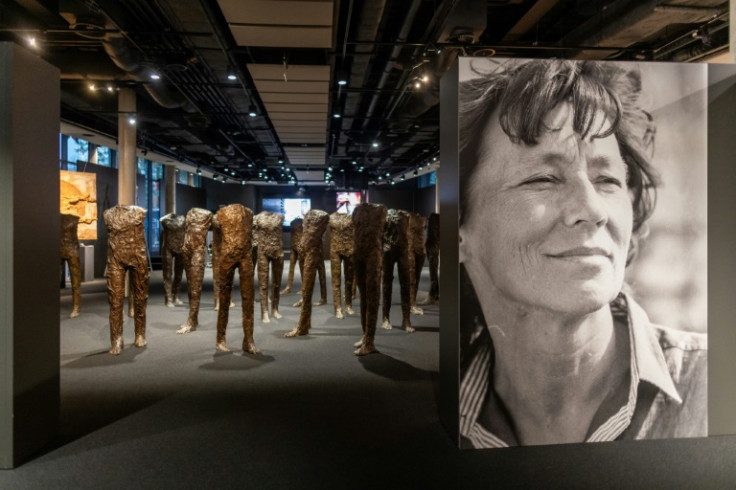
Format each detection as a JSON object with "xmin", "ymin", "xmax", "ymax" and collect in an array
[{"xmin": 459, "ymin": 293, "xmax": 707, "ymax": 448}]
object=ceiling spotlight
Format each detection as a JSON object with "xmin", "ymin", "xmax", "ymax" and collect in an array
[
  {"xmin": 390, "ymin": 180, "xmax": 395, "ymax": 185},
  {"xmin": 128, "ymin": 117, "xmax": 136, "ymax": 125},
  {"xmin": 414, "ymin": 81, "xmax": 421, "ymax": 89},
  {"xmin": 248, "ymin": 104, "xmax": 257, "ymax": 117},
  {"xmin": 150, "ymin": 72, "xmax": 161, "ymax": 80},
  {"xmin": 358, "ymin": 167, "xmax": 363, "ymax": 173},
  {"xmin": 106, "ymin": 84, "xmax": 114, "ymax": 92},
  {"xmin": 422, "ymin": 74, "xmax": 429, "ymax": 83},
  {"xmin": 336, "ymin": 69, "xmax": 348, "ymax": 86},
  {"xmin": 241, "ymin": 180, "xmax": 246, "ymax": 185},
  {"xmin": 278, "ymin": 159, "xmax": 284, "ymax": 164},
  {"xmin": 196, "ymin": 167, "xmax": 202, "ymax": 175},
  {"xmin": 352, "ymin": 160, "xmax": 357, "ymax": 165},
  {"xmin": 226, "ymin": 65, "xmax": 237, "ymax": 81},
  {"xmin": 400, "ymin": 175, "xmax": 405, "ymax": 181},
  {"xmin": 88, "ymin": 83, "xmax": 96, "ymax": 91},
  {"xmin": 372, "ymin": 142, "xmax": 379, "ymax": 148},
  {"xmin": 413, "ymin": 170, "xmax": 418, "ymax": 176},
  {"xmin": 248, "ymin": 163, "xmax": 253, "ymax": 168},
  {"xmin": 333, "ymin": 113, "xmax": 341, "ymax": 118},
  {"xmin": 224, "ymin": 166, "xmax": 229, "ymax": 172}
]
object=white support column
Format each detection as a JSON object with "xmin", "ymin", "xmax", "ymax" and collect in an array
[
  {"xmin": 165, "ymin": 164, "xmax": 176, "ymax": 214},
  {"xmin": 117, "ymin": 88, "xmax": 137, "ymax": 205}
]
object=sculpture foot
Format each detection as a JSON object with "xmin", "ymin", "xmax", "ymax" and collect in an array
[
  {"xmin": 177, "ymin": 324, "xmax": 195, "ymax": 334},
  {"xmin": 314, "ymin": 299, "xmax": 326, "ymax": 306},
  {"xmin": 410, "ymin": 306, "xmax": 424, "ymax": 316},
  {"xmin": 335, "ymin": 307, "xmax": 344, "ymax": 319},
  {"xmin": 174, "ymin": 298, "xmax": 183, "ymax": 306},
  {"xmin": 382, "ymin": 319, "xmax": 393, "ymax": 330},
  {"xmin": 109, "ymin": 339, "xmax": 123, "ymax": 355},
  {"xmin": 420, "ymin": 297, "xmax": 439, "ymax": 306},
  {"xmin": 214, "ymin": 304, "xmax": 219, "ymax": 311},
  {"xmin": 354, "ymin": 343, "xmax": 377, "ymax": 356},
  {"xmin": 293, "ymin": 299, "xmax": 303, "ymax": 308},
  {"xmin": 405, "ymin": 325, "xmax": 416, "ymax": 334},
  {"xmin": 345, "ymin": 306, "xmax": 355, "ymax": 315},
  {"xmin": 229, "ymin": 300, "xmax": 235, "ymax": 307},
  {"xmin": 262, "ymin": 313, "xmax": 271, "ymax": 324},
  {"xmin": 216, "ymin": 342, "xmax": 230, "ymax": 352},
  {"xmin": 280, "ymin": 287, "xmax": 292, "ymax": 295},
  {"xmin": 69, "ymin": 308, "xmax": 80, "ymax": 319},
  {"xmin": 134, "ymin": 335, "xmax": 147, "ymax": 347},
  {"xmin": 166, "ymin": 301, "xmax": 176, "ymax": 308},
  {"xmin": 284, "ymin": 327, "xmax": 308, "ymax": 338},
  {"xmin": 242, "ymin": 342, "xmax": 261, "ymax": 355},
  {"xmin": 353, "ymin": 338, "xmax": 364, "ymax": 348},
  {"xmin": 271, "ymin": 310, "xmax": 282, "ymax": 320}
]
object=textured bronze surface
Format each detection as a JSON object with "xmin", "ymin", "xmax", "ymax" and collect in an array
[
  {"xmin": 281, "ymin": 218, "xmax": 303, "ymax": 294},
  {"xmin": 285, "ymin": 209, "xmax": 329, "ymax": 337},
  {"xmin": 425, "ymin": 212, "xmax": 439, "ymax": 304},
  {"xmin": 160, "ymin": 213, "xmax": 185, "ymax": 307},
  {"xmin": 214, "ymin": 204, "xmax": 258, "ymax": 354},
  {"xmin": 329, "ymin": 212, "xmax": 356, "ymax": 318},
  {"xmin": 408, "ymin": 212, "xmax": 426, "ymax": 314},
  {"xmin": 381, "ymin": 209, "xmax": 413, "ymax": 332},
  {"xmin": 60, "ymin": 213, "xmax": 81, "ymax": 318},
  {"xmin": 352, "ymin": 203, "xmax": 386, "ymax": 355},
  {"xmin": 103, "ymin": 205, "xmax": 149, "ymax": 355},
  {"xmin": 177, "ymin": 207, "xmax": 212, "ymax": 334},
  {"xmin": 254, "ymin": 211, "xmax": 284, "ymax": 322}
]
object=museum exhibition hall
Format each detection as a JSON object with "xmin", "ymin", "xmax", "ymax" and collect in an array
[{"xmin": 2, "ymin": 0, "xmax": 736, "ymax": 487}]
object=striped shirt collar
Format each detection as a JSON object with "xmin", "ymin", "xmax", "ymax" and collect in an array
[{"xmin": 459, "ymin": 293, "xmax": 681, "ymax": 448}]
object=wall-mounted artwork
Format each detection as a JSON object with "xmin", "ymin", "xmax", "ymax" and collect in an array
[
  {"xmin": 444, "ymin": 58, "xmax": 709, "ymax": 449},
  {"xmin": 60, "ymin": 170, "xmax": 97, "ymax": 240}
]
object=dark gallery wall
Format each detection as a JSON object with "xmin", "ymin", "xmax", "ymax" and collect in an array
[
  {"xmin": 0, "ymin": 43, "xmax": 60, "ymax": 468},
  {"xmin": 176, "ymin": 183, "xmax": 207, "ymax": 214}
]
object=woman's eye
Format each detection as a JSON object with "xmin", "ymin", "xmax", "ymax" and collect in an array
[
  {"xmin": 521, "ymin": 175, "xmax": 558, "ymax": 186},
  {"xmin": 595, "ymin": 176, "xmax": 624, "ymax": 188}
]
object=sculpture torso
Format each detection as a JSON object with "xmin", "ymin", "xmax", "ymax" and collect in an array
[
  {"xmin": 182, "ymin": 208, "xmax": 213, "ymax": 256},
  {"xmin": 216, "ymin": 204, "xmax": 252, "ymax": 260},
  {"xmin": 409, "ymin": 213, "xmax": 426, "ymax": 255},
  {"xmin": 104, "ymin": 205, "xmax": 147, "ymax": 257},
  {"xmin": 160, "ymin": 213, "xmax": 186, "ymax": 254},
  {"xmin": 254, "ymin": 211, "xmax": 284, "ymax": 259},
  {"xmin": 353, "ymin": 203, "xmax": 387, "ymax": 253},
  {"xmin": 382, "ymin": 209, "xmax": 409, "ymax": 253},
  {"xmin": 329, "ymin": 212, "xmax": 355, "ymax": 256}
]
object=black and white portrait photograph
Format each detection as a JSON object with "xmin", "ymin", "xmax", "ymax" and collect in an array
[{"xmin": 456, "ymin": 58, "xmax": 708, "ymax": 449}]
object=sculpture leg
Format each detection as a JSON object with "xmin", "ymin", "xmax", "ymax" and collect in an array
[
  {"xmin": 281, "ymin": 248, "xmax": 297, "ymax": 294},
  {"xmin": 163, "ymin": 247, "xmax": 175, "ymax": 307},
  {"xmin": 292, "ymin": 252, "xmax": 305, "ymax": 307},
  {"xmin": 285, "ymin": 253, "xmax": 316, "ymax": 337},
  {"xmin": 355, "ymin": 252, "xmax": 381, "ymax": 356},
  {"xmin": 239, "ymin": 258, "xmax": 259, "ymax": 354},
  {"xmin": 270, "ymin": 255, "xmax": 283, "ymax": 319},
  {"xmin": 353, "ymin": 257, "xmax": 367, "ymax": 348},
  {"xmin": 216, "ymin": 262, "xmax": 236, "ymax": 351},
  {"xmin": 398, "ymin": 250, "xmax": 414, "ymax": 333},
  {"xmin": 107, "ymin": 262, "xmax": 125, "ymax": 355},
  {"xmin": 172, "ymin": 253, "xmax": 184, "ymax": 305},
  {"xmin": 257, "ymin": 252, "xmax": 270, "ymax": 323},
  {"xmin": 132, "ymin": 260, "xmax": 149, "ymax": 347},
  {"xmin": 178, "ymin": 251, "xmax": 204, "ymax": 334},
  {"xmin": 316, "ymin": 254, "xmax": 327, "ymax": 305},
  {"xmin": 344, "ymin": 254, "xmax": 355, "ymax": 316},
  {"xmin": 426, "ymin": 254, "xmax": 439, "ymax": 304},
  {"xmin": 330, "ymin": 250, "xmax": 343, "ymax": 318},
  {"xmin": 411, "ymin": 252, "xmax": 425, "ymax": 315},
  {"xmin": 381, "ymin": 253, "xmax": 394, "ymax": 330},
  {"xmin": 68, "ymin": 251, "xmax": 82, "ymax": 318}
]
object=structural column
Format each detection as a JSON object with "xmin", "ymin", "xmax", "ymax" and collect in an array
[
  {"xmin": 117, "ymin": 87, "xmax": 137, "ymax": 206},
  {"xmin": 0, "ymin": 42, "xmax": 61, "ymax": 468},
  {"xmin": 165, "ymin": 164, "xmax": 177, "ymax": 214}
]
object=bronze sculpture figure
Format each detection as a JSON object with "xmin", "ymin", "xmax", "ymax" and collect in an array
[
  {"xmin": 60, "ymin": 213, "xmax": 82, "ymax": 318},
  {"xmin": 423, "ymin": 212, "xmax": 439, "ymax": 305},
  {"xmin": 103, "ymin": 205, "xmax": 149, "ymax": 355},
  {"xmin": 214, "ymin": 204, "xmax": 259, "ymax": 354},
  {"xmin": 381, "ymin": 209, "xmax": 414, "ymax": 333},
  {"xmin": 254, "ymin": 211, "xmax": 285, "ymax": 323},
  {"xmin": 285, "ymin": 209, "xmax": 329, "ymax": 337},
  {"xmin": 408, "ymin": 212, "xmax": 426, "ymax": 315},
  {"xmin": 280, "ymin": 218, "xmax": 303, "ymax": 295},
  {"xmin": 177, "ymin": 207, "xmax": 213, "ymax": 334},
  {"xmin": 328, "ymin": 212, "xmax": 356, "ymax": 319},
  {"xmin": 352, "ymin": 203, "xmax": 387, "ymax": 355},
  {"xmin": 160, "ymin": 213, "xmax": 185, "ymax": 308}
]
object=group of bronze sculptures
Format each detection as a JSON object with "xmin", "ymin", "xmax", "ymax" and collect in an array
[{"xmin": 60, "ymin": 203, "xmax": 440, "ymax": 357}]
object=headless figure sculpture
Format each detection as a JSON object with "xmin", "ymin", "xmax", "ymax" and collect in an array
[
  {"xmin": 254, "ymin": 211, "xmax": 284, "ymax": 323},
  {"xmin": 214, "ymin": 204, "xmax": 259, "ymax": 354},
  {"xmin": 280, "ymin": 218, "xmax": 303, "ymax": 295},
  {"xmin": 60, "ymin": 213, "xmax": 82, "ymax": 318},
  {"xmin": 423, "ymin": 213, "xmax": 440, "ymax": 305},
  {"xmin": 328, "ymin": 212, "xmax": 356, "ymax": 319},
  {"xmin": 381, "ymin": 209, "xmax": 414, "ymax": 333},
  {"xmin": 408, "ymin": 212, "xmax": 426, "ymax": 315},
  {"xmin": 291, "ymin": 219, "xmax": 327, "ymax": 308},
  {"xmin": 285, "ymin": 209, "xmax": 329, "ymax": 337},
  {"xmin": 104, "ymin": 205, "xmax": 149, "ymax": 355},
  {"xmin": 177, "ymin": 207, "xmax": 213, "ymax": 334},
  {"xmin": 160, "ymin": 213, "xmax": 185, "ymax": 307},
  {"xmin": 352, "ymin": 203, "xmax": 387, "ymax": 355}
]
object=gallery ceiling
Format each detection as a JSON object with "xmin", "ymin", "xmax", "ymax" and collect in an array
[{"xmin": 0, "ymin": 0, "xmax": 729, "ymax": 187}]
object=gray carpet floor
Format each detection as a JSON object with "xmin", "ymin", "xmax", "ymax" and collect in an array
[{"xmin": 3, "ymin": 262, "xmax": 736, "ymax": 489}]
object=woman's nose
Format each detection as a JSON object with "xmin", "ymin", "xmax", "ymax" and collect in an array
[{"xmin": 561, "ymin": 174, "xmax": 607, "ymax": 228}]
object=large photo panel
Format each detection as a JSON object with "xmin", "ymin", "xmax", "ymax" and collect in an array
[{"xmin": 454, "ymin": 57, "xmax": 707, "ymax": 449}]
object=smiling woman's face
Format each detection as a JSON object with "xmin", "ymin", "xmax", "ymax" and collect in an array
[{"xmin": 460, "ymin": 103, "xmax": 633, "ymax": 317}]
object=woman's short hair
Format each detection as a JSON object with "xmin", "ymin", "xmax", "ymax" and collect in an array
[{"xmin": 459, "ymin": 59, "xmax": 658, "ymax": 243}]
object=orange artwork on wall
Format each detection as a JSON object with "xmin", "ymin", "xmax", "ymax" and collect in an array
[{"xmin": 60, "ymin": 170, "xmax": 97, "ymax": 240}]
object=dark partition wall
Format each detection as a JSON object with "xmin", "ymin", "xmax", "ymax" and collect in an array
[{"xmin": 176, "ymin": 184, "xmax": 207, "ymax": 214}]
